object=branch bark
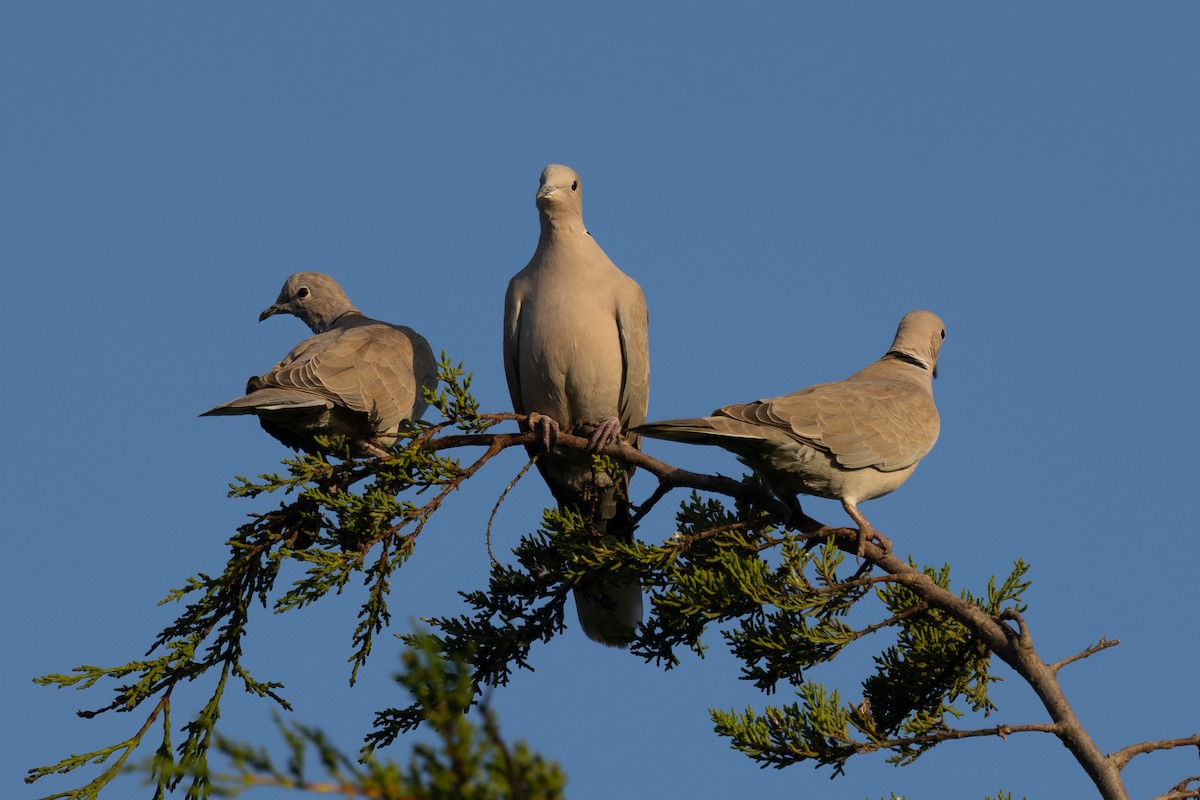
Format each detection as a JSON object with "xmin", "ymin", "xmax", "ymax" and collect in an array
[
  {"xmin": 1111, "ymin": 737, "xmax": 1200, "ymax": 771},
  {"xmin": 860, "ymin": 722, "xmax": 1060, "ymax": 755}
]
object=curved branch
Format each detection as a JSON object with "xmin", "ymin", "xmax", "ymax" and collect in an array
[
  {"xmin": 486, "ymin": 457, "xmax": 538, "ymax": 565},
  {"xmin": 1111, "ymin": 736, "xmax": 1200, "ymax": 771},
  {"xmin": 997, "ymin": 608, "xmax": 1031, "ymax": 647}
]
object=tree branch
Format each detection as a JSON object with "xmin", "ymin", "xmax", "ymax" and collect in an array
[
  {"xmin": 862, "ymin": 722, "xmax": 1061, "ymax": 754},
  {"xmin": 416, "ymin": 418, "xmax": 1162, "ymax": 800},
  {"xmin": 1110, "ymin": 737, "xmax": 1200, "ymax": 771},
  {"xmin": 427, "ymin": 429, "xmax": 798, "ymax": 520}
]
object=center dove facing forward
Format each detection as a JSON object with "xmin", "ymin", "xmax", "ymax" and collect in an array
[{"xmin": 504, "ymin": 164, "xmax": 650, "ymax": 647}]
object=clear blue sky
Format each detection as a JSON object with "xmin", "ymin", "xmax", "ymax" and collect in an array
[{"xmin": 5, "ymin": 4, "xmax": 1198, "ymax": 799}]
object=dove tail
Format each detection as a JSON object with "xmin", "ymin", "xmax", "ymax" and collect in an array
[
  {"xmin": 573, "ymin": 573, "xmax": 642, "ymax": 647},
  {"xmin": 634, "ymin": 418, "xmax": 724, "ymax": 444},
  {"xmin": 199, "ymin": 398, "xmax": 261, "ymax": 417}
]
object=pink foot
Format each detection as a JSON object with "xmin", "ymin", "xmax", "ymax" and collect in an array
[
  {"xmin": 855, "ymin": 525, "xmax": 892, "ymax": 558},
  {"xmin": 528, "ymin": 412, "xmax": 560, "ymax": 450},
  {"xmin": 587, "ymin": 416, "xmax": 622, "ymax": 452}
]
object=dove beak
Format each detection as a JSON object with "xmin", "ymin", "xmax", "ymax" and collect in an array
[{"xmin": 259, "ymin": 304, "xmax": 283, "ymax": 322}]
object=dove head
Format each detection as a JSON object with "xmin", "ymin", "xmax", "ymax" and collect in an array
[
  {"xmin": 259, "ymin": 272, "xmax": 360, "ymax": 334},
  {"xmin": 885, "ymin": 310, "xmax": 946, "ymax": 378},
  {"xmin": 535, "ymin": 164, "xmax": 585, "ymax": 231}
]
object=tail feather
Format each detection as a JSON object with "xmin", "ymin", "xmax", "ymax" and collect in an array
[
  {"xmin": 200, "ymin": 389, "xmax": 329, "ymax": 417},
  {"xmin": 636, "ymin": 416, "xmax": 793, "ymax": 455},
  {"xmin": 634, "ymin": 417, "xmax": 723, "ymax": 444}
]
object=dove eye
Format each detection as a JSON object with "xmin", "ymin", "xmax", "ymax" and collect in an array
[
  {"xmin": 571, "ymin": 181, "xmax": 578, "ymax": 191},
  {"xmin": 940, "ymin": 329, "xmax": 946, "ymax": 340},
  {"xmin": 297, "ymin": 287, "xmax": 311, "ymax": 299}
]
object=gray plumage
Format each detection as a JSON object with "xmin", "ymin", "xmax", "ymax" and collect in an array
[
  {"xmin": 503, "ymin": 164, "xmax": 650, "ymax": 647},
  {"xmin": 202, "ymin": 272, "xmax": 437, "ymax": 458},
  {"xmin": 636, "ymin": 310, "xmax": 945, "ymax": 555}
]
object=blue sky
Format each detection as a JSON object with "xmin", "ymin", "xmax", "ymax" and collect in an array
[{"xmin": 5, "ymin": 4, "xmax": 1198, "ymax": 799}]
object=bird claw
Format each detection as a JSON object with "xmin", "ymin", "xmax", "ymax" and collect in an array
[
  {"xmin": 528, "ymin": 412, "xmax": 560, "ymax": 450},
  {"xmin": 586, "ymin": 416, "xmax": 622, "ymax": 452},
  {"xmin": 856, "ymin": 525, "xmax": 892, "ymax": 558}
]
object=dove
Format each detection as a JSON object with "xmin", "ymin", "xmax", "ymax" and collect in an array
[
  {"xmin": 503, "ymin": 164, "xmax": 650, "ymax": 647},
  {"xmin": 635, "ymin": 310, "xmax": 945, "ymax": 556},
  {"xmin": 202, "ymin": 272, "xmax": 437, "ymax": 458}
]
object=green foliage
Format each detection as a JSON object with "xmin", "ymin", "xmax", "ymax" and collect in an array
[
  {"xmin": 195, "ymin": 634, "xmax": 565, "ymax": 799},
  {"xmin": 28, "ymin": 358, "xmax": 494, "ymax": 799},
  {"xmin": 403, "ymin": 484, "xmax": 1030, "ymax": 780},
  {"xmin": 711, "ymin": 559, "xmax": 1029, "ymax": 773},
  {"xmin": 369, "ymin": 508, "xmax": 590, "ymax": 750},
  {"xmin": 423, "ymin": 354, "xmax": 495, "ymax": 435},
  {"xmin": 636, "ymin": 493, "xmax": 789, "ymax": 668},
  {"xmin": 862, "ymin": 562, "xmax": 1030, "ymax": 754}
]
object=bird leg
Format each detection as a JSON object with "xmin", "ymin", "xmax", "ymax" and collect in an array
[
  {"xmin": 527, "ymin": 412, "xmax": 560, "ymax": 450},
  {"xmin": 841, "ymin": 501, "xmax": 892, "ymax": 558},
  {"xmin": 359, "ymin": 438, "xmax": 393, "ymax": 460},
  {"xmin": 586, "ymin": 415, "xmax": 623, "ymax": 452},
  {"xmin": 775, "ymin": 496, "xmax": 826, "ymax": 536},
  {"xmin": 754, "ymin": 480, "xmax": 827, "ymax": 540}
]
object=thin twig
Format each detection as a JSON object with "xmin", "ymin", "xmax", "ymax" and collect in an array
[
  {"xmin": 1049, "ymin": 638, "xmax": 1120, "ymax": 674},
  {"xmin": 626, "ymin": 481, "xmax": 674, "ymax": 531},
  {"xmin": 845, "ymin": 602, "xmax": 931, "ymax": 644},
  {"xmin": 1154, "ymin": 777, "xmax": 1200, "ymax": 800},
  {"xmin": 676, "ymin": 512, "xmax": 785, "ymax": 546},
  {"xmin": 486, "ymin": 456, "xmax": 538, "ymax": 566}
]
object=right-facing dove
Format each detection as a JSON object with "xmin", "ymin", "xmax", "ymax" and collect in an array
[
  {"xmin": 201, "ymin": 272, "xmax": 437, "ymax": 458},
  {"xmin": 503, "ymin": 164, "xmax": 650, "ymax": 647},
  {"xmin": 635, "ymin": 310, "xmax": 944, "ymax": 556}
]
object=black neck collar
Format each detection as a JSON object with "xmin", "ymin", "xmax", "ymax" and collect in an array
[
  {"xmin": 324, "ymin": 309, "xmax": 364, "ymax": 330},
  {"xmin": 884, "ymin": 350, "xmax": 929, "ymax": 371}
]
